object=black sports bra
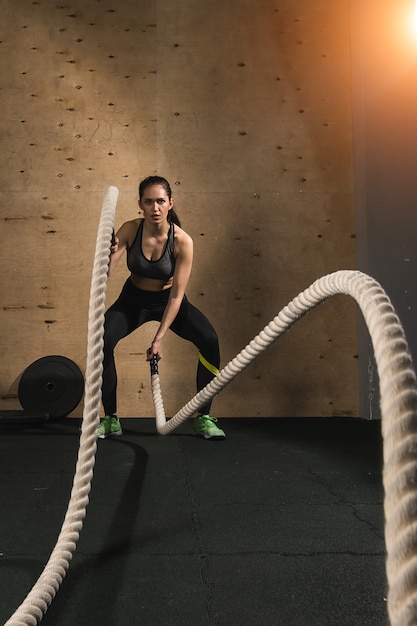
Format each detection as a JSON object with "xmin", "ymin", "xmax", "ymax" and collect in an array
[{"xmin": 127, "ymin": 219, "xmax": 176, "ymax": 281}]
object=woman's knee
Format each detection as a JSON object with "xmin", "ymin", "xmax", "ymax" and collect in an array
[{"xmin": 103, "ymin": 312, "xmax": 126, "ymax": 357}]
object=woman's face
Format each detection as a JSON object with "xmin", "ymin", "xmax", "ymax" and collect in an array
[{"xmin": 139, "ymin": 185, "xmax": 173, "ymax": 225}]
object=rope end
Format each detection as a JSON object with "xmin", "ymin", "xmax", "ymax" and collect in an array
[{"xmin": 150, "ymin": 356, "xmax": 159, "ymax": 376}]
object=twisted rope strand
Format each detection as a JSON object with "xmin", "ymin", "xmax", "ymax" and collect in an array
[
  {"xmin": 151, "ymin": 269, "xmax": 417, "ymax": 626},
  {"xmin": 5, "ymin": 186, "xmax": 119, "ymax": 626}
]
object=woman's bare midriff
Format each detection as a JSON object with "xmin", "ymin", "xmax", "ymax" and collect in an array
[{"xmin": 130, "ymin": 273, "xmax": 173, "ymax": 292}]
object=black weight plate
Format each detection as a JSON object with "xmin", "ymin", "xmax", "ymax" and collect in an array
[{"xmin": 18, "ymin": 355, "xmax": 84, "ymax": 418}]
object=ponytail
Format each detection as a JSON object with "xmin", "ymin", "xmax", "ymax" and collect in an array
[{"xmin": 168, "ymin": 207, "xmax": 181, "ymax": 228}]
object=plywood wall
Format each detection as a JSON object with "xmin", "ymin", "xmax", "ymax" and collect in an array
[{"xmin": 0, "ymin": 0, "xmax": 357, "ymax": 418}]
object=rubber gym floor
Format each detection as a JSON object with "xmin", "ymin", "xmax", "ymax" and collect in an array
[{"xmin": 1, "ymin": 416, "xmax": 388, "ymax": 626}]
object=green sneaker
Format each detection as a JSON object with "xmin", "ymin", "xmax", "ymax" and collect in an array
[
  {"xmin": 193, "ymin": 415, "xmax": 225, "ymax": 440},
  {"xmin": 98, "ymin": 416, "xmax": 122, "ymax": 439}
]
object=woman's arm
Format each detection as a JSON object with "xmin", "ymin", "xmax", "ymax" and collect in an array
[
  {"xmin": 107, "ymin": 220, "xmax": 136, "ymax": 276},
  {"xmin": 147, "ymin": 229, "xmax": 193, "ymax": 361}
]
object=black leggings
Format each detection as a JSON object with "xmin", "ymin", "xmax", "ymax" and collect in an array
[{"xmin": 102, "ymin": 278, "xmax": 220, "ymax": 417}]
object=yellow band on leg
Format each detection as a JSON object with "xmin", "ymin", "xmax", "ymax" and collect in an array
[{"xmin": 198, "ymin": 353, "xmax": 219, "ymax": 376}]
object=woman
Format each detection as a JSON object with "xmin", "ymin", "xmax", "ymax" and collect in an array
[{"xmin": 98, "ymin": 175, "xmax": 225, "ymax": 440}]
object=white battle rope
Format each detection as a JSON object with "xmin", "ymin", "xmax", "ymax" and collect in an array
[
  {"xmin": 5, "ymin": 186, "xmax": 119, "ymax": 626},
  {"xmin": 5, "ymin": 192, "xmax": 417, "ymax": 626},
  {"xmin": 151, "ymin": 270, "xmax": 417, "ymax": 626}
]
